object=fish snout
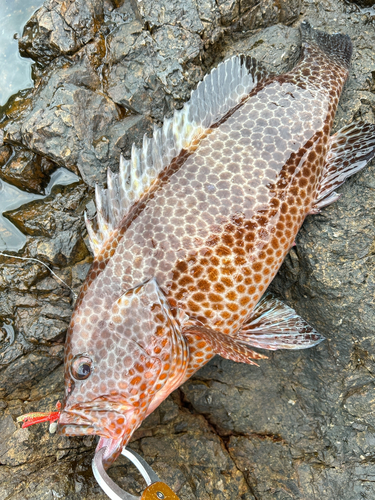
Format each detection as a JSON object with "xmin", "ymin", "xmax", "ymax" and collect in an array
[{"xmin": 58, "ymin": 406, "xmax": 132, "ymax": 441}]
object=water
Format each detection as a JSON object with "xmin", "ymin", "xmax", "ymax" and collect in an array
[
  {"xmin": 0, "ymin": 2, "xmax": 82, "ymax": 251},
  {"xmin": 0, "ymin": 168, "xmax": 80, "ymax": 251},
  {"xmin": 0, "ymin": 0, "xmax": 44, "ymax": 106}
]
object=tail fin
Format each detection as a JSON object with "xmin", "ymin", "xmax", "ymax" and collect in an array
[{"xmin": 300, "ymin": 20, "xmax": 352, "ymax": 68}]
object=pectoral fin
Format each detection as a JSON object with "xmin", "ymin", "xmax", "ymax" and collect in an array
[
  {"xmin": 184, "ymin": 325, "xmax": 268, "ymax": 366},
  {"xmin": 236, "ymin": 293, "xmax": 324, "ymax": 350},
  {"xmin": 310, "ymin": 121, "xmax": 375, "ymax": 213}
]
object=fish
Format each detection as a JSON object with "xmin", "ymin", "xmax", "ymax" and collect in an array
[{"xmin": 57, "ymin": 21, "xmax": 375, "ymax": 467}]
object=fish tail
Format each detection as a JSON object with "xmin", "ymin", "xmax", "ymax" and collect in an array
[{"xmin": 300, "ymin": 20, "xmax": 352, "ymax": 68}]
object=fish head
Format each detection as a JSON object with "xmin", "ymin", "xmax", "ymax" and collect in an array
[{"xmin": 58, "ymin": 278, "xmax": 188, "ymax": 465}]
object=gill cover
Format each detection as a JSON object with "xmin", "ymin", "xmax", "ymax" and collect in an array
[{"xmin": 59, "ymin": 278, "xmax": 189, "ymax": 449}]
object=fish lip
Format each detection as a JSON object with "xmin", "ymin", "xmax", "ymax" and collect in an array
[
  {"xmin": 58, "ymin": 416, "xmax": 113, "ymax": 439},
  {"xmin": 58, "ymin": 407, "xmax": 127, "ymax": 439},
  {"xmin": 58, "ymin": 423, "xmax": 98, "ymax": 436}
]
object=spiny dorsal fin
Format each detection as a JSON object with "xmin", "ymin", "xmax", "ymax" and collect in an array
[{"xmin": 85, "ymin": 55, "xmax": 272, "ymax": 256}]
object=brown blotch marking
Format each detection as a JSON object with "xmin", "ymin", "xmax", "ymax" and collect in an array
[
  {"xmin": 245, "ymin": 221, "xmax": 258, "ymax": 231},
  {"xmin": 217, "ymin": 245, "xmax": 231, "ymax": 256},
  {"xmin": 176, "ymin": 261, "xmax": 188, "ymax": 273},
  {"xmin": 222, "ymin": 265, "xmax": 236, "ymax": 275},
  {"xmin": 197, "ymin": 279, "xmax": 211, "ymax": 291},
  {"xmin": 208, "ymin": 293, "xmax": 223, "ymax": 302},
  {"xmin": 302, "ymin": 166, "xmax": 311, "ymax": 177},
  {"xmin": 212, "ymin": 303, "xmax": 224, "ymax": 310},
  {"xmin": 214, "ymin": 283, "xmax": 226, "ymax": 293},
  {"xmin": 155, "ymin": 313, "xmax": 165, "ymax": 323},
  {"xmin": 234, "ymin": 255, "xmax": 247, "ymax": 266},
  {"xmin": 235, "ymin": 227, "xmax": 245, "ymax": 240},
  {"xmin": 155, "ymin": 326, "xmax": 164, "ymax": 337},
  {"xmin": 209, "ymin": 255, "xmax": 220, "ymax": 266},
  {"xmin": 175, "ymin": 289, "xmax": 188, "ymax": 301},
  {"xmin": 191, "ymin": 265, "xmax": 204, "ymax": 277},
  {"xmin": 208, "ymin": 267, "xmax": 219, "ymax": 281},
  {"xmin": 257, "ymin": 216, "xmax": 268, "ymax": 227},
  {"xmin": 226, "ymin": 291, "xmax": 237, "ymax": 301},
  {"xmin": 222, "ymin": 277, "xmax": 233, "ymax": 287},
  {"xmin": 233, "ymin": 246, "xmax": 246, "ymax": 256},
  {"xmin": 222, "ymin": 233, "xmax": 234, "ymax": 246},
  {"xmin": 192, "ymin": 292, "xmax": 205, "ymax": 302},
  {"xmin": 188, "ymin": 300, "xmax": 201, "ymax": 312},
  {"xmin": 281, "ymin": 203, "xmax": 288, "ymax": 214},
  {"xmin": 179, "ymin": 275, "xmax": 194, "ymax": 286},
  {"xmin": 252, "ymin": 262, "xmax": 263, "ymax": 272}
]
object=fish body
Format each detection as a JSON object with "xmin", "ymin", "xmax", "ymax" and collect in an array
[{"xmin": 58, "ymin": 22, "xmax": 375, "ymax": 465}]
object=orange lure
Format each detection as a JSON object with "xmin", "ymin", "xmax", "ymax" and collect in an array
[{"xmin": 17, "ymin": 401, "xmax": 61, "ymax": 429}]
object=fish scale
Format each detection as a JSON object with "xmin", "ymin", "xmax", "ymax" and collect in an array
[{"xmin": 57, "ymin": 21, "xmax": 375, "ymax": 469}]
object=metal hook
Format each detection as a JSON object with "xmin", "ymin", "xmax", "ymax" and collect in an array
[{"xmin": 92, "ymin": 446, "xmax": 181, "ymax": 499}]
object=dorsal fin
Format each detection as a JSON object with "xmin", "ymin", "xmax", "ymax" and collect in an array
[{"xmin": 85, "ymin": 55, "xmax": 272, "ymax": 256}]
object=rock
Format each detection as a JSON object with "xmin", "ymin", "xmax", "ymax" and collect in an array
[
  {"xmin": 3, "ymin": 55, "xmax": 153, "ymax": 185},
  {"xmin": 4, "ymin": 182, "xmax": 91, "ymax": 265},
  {"xmin": 19, "ymin": 0, "xmax": 104, "ymax": 67},
  {"xmin": 4, "ymin": 183, "xmax": 90, "ymax": 237},
  {"xmin": 349, "ymin": 0, "xmax": 375, "ymax": 7},
  {"xmin": 0, "ymin": 145, "xmax": 12, "ymax": 167},
  {"xmin": 0, "ymin": 146, "xmax": 57, "ymax": 194},
  {"xmin": 1, "ymin": 0, "xmax": 375, "ymax": 499}
]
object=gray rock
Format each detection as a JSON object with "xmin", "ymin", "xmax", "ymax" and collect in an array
[
  {"xmin": 19, "ymin": 0, "xmax": 104, "ymax": 66},
  {"xmin": 0, "ymin": 146, "xmax": 56, "ymax": 194},
  {"xmin": 349, "ymin": 0, "xmax": 375, "ymax": 7}
]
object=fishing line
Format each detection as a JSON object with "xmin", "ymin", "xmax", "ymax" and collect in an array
[{"xmin": 0, "ymin": 252, "xmax": 77, "ymax": 299}]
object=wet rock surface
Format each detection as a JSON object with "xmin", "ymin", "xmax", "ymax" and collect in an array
[
  {"xmin": 1, "ymin": 0, "xmax": 375, "ymax": 498},
  {"xmin": 0, "ymin": 146, "xmax": 57, "ymax": 195}
]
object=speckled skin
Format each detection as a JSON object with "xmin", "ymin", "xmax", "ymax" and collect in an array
[{"xmin": 59, "ymin": 25, "xmax": 351, "ymax": 465}]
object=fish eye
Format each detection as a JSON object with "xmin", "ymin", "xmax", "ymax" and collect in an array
[{"xmin": 71, "ymin": 356, "xmax": 92, "ymax": 381}]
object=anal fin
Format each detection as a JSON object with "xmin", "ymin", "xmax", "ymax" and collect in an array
[
  {"xmin": 311, "ymin": 121, "xmax": 375, "ymax": 213},
  {"xmin": 236, "ymin": 293, "xmax": 324, "ymax": 350}
]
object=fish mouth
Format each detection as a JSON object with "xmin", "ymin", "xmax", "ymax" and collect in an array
[
  {"xmin": 58, "ymin": 407, "xmax": 128, "ymax": 440},
  {"xmin": 59, "ymin": 407, "xmax": 132, "ymax": 466}
]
